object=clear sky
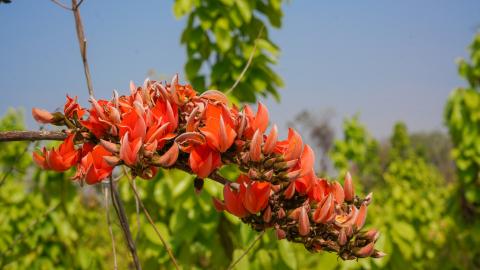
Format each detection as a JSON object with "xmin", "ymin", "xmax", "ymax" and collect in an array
[{"xmin": 1, "ymin": 1, "xmax": 479, "ymax": 139}]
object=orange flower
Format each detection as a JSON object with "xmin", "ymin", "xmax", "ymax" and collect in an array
[
  {"xmin": 244, "ymin": 102, "xmax": 269, "ymax": 139},
  {"xmin": 76, "ymin": 145, "xmax": 114, "ymax": 184},
  {"xmin": 189, "ymin": 144, "xmax": 222, "ymax": 178},
  {"xmin": 64, "ymin": 95, "xmax": 85, "ymax": 119},
  {"xmin": 243, "ymin": 178, "xmax": 271, "ymax": 214},
  {"xmin": 80, "ymin": 99, "xmax": 111, "ymax": 138},
  {"xmin": 223, "ymin": 180, "xmax": 249, "ymax": 218},
  {"xmin": 274, "ymin": 128, "xmax": 304, "ymax": 162},
  {"xmin": 119, "ymin": 132, "xmax": 143, "ymax": 166},
  {"xmin": 118, "ymin": 110, "xmax": 146, "ymax": 140},
  {"xmin": 199, "ymin": 103, "xmax": 237, "ymax": 153},
  {"xmin": 33, "ymin": 134, "xmax": 79, "ymax": 172}
]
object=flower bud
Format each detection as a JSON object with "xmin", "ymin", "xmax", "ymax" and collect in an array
[
  {"xmin": 338, "ymin": 228, "xmax": 347, "ymax": 246},
  {"xmin": 32, "ymin": 108, "xmax": 55, "ymax": 124},
  {"xmin": 276, "ymin": 228, "xmax": 286, "ymax": 240},
  {"xmin": 263, "ymin": 206, "xmax": 272, "ymax": 223},
  {"xmin": 263, "ymin": 124, "xmax": 278, "ymax": 155},
  {"xmin": 353, "ymin": 242, "xmax": 375, "ymax": 258},
  {"xmin": 359, "ymin": 229, "xmax": 380, "ymax": 242},
  {"xmin": 100, "ymin": 139, "xmax": 120, "ymax": 154},
  {"xmin": 298, "ymin": 206, "xmax": 310, "ymax": 236},
  {"xmin": 332, "ymin": 181, "xmax": 345, "ymax": 204},
  {"xmin": 355, "ymin": 204, "xmax": 368, "ymax": 231},
  {"xmin": 277, "ymin": 208, "xmax": 286, "ymax": 219},
  {"xmin": 103, "ymin": 155, "xmax": 121, "ymax": 167},
  {"xmin": 372, "ymin": 250, "xmax": 387, "ymax": 258},
  {"xmin": 152, "ymin": 143, "xmax": 179, "ymax": 167},
  {"xmin": 344, "ymin": 172, "xmax": 355, "ymax": 202},
  {"xmin": 249, "ymin": 129, "xmax": 263, "ymax": 162},
  {"xmin": 284, "ymin": 182, "xmax": 296, "ymax": 199}
]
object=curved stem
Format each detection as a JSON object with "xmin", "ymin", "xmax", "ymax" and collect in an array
[
  {"xmin": 109, "ymin": 177, "xmax": 142, "ymax": 270},
  {"xmin": 123, "ymin": 167, "xmax": 180, "ymax": 270},
  {"xmin": 227, "ymin": 230, "xmax": 265, "ymax": 270}
]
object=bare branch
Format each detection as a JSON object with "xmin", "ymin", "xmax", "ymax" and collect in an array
[
  {"xmin": 50, "ymin": 0, "xmax": 72, "ymax": 11},
  {"xmin": 124, "ymin": 169, "xmax": 180, "ymax": 270},
  {"xmin": 71, "ymin": 0, "xmax": 94, "ymax": 96},
  {"xmin": 74, "ymin": 0, "xmax": 84, "ymax": 9},
  {"xmin": 227, "ymin": 230, "xmax": 265, "ymax": 270},
  {"xmin": 0, "ymin": 131, "xmax": 66, "ymax": 142},
  {"xmin": 103, "ymin": 183, "xmax": 118, "ymax": 270},
  {"xmin": 225, "ymin": 26, "xmax": 265, "ymax": 95},
  {"xmin": 109, "ymin": 177, "xmax": 142, "ymax": 270}
]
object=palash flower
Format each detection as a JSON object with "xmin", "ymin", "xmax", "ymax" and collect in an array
[
  {"xmin": 74, "ymin": 145, "xmax": 114, "ymax": 184},
  {"xmin": 199, "ymin": 103, "xmax": 237, "ymax": 153},
  {"xmin": 32, "ymin": 134, "xmax": 79, "ymax": 172},
  {"xmin": 64, "ymin": 95, "xmax": 85, "ymax": 119},
  {"xmin": 119, "ymin": 132, "xmax": 143, "ymax": 166},
  {"xmin": 189, "ymin": 144, "xmax": 222, "ymax": 178}
]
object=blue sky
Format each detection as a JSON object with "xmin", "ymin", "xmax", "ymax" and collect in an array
[{"xmin": 0, "ymin": 1, "xmax": 479, "ymax": 139}]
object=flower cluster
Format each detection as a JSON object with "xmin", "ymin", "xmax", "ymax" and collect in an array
[{"xmin": 32, "ymin": 75, "xmax": 384, "ymax": 259}]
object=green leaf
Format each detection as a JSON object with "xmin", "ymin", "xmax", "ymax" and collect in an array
[
  {"xmin": 173, "ymin": 0, "xmax": 194, "ymax": 18},
  {"xmin": 234, "ymin": 0, "xmax": 252, "ymax": 23},
  {"xmin": 231, "ymin": 249, "xmax": 251, "ymax": 269},
  {"xmin": 214, "ymin": 18, "xmax": 232, "ymax": 52},
  {"xmin": 145, "ymin": 222, "xmax": 171, "ymax": 246},
  {"xmin": 278, "ymin": 240, "xmax": 297, "ymax": 269}
]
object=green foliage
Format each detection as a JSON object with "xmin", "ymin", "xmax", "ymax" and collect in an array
[
  {"xmin": 330, "ymin": 115, "xmax": 382, "ymax": 190},
  {"xmin": 173, "ymin": 0, "xmax": 284, "ymax": 103},
  {"xmin": 445, "ymin": 32, "xmax": 480, "ymax": 216},
  {"xmin": 331, "ymin": 119, "xmax": 450, "ymax": 270}
]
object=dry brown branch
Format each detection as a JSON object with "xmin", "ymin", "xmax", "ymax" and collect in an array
[
  {"xmin": 109, "ymin": 177, "xmax": 142, "ymax": 270},
  {"xmin": 71, "ymin": 0, "xmax": 94, "ymax": 96},
  {"xmin": 0, "ymin": 130, "xmax": 67, "ymax": 142}
]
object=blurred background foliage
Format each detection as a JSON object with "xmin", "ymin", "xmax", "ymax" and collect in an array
[{"xmin": 1, "ymin": 1, "xmax": 480, "ymax": 269}]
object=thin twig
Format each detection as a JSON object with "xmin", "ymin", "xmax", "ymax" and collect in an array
[
  {"xmin": 50, "ymin": 0, "xmax": 72, "ymax": 11},
  {"xmin": 109, "ymin": 176, "xmax": 142, "ymax": 270},
  {"xmin": 74, "ymin": 0, "xmax": 84, "ymax": 9},
  {"xmin": 227, "ymin": 230, "xmax": 266, "ymax": 270},
  {"xmin": 225, "ymin": 26, "xmax": 265, "ymax": 95},
  {"xmin": 103, "ymin": 182, "xmax": 118, "ymax": 270},
  {"xmin": 123, "ymin": 168, "xmax": 180, "ymax": 270},
  {"xmin": 71, "ymin": 0, "xmax": 94, "ymax": 96}
]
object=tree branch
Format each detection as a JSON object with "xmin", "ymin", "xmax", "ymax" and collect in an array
[
  {"xmin": 71, "ymin": 0, "xmax": 94, "ymax": 96},
  {"xmin": 0, "ymin": 131, "xmax": 67, "ymax": 142},
  {"xmin": 109, "ymin": 177, "xmax": 142, "ymax": 270}
]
